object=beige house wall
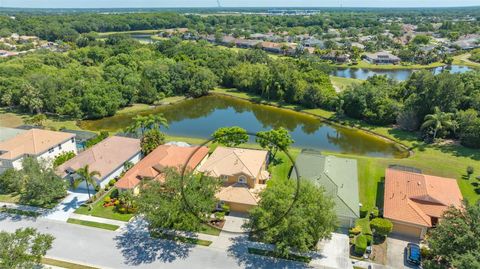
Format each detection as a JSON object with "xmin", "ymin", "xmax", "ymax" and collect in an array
[{"xmin": 391, "ymin": 220, "xmax": 426, "ymax": 239}]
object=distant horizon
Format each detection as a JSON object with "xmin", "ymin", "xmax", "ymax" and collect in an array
[{"xmin": 1, "ymin": 0, "xmax": 479, "ymax": 9}]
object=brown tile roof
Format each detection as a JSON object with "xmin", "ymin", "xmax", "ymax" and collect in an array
[
  {"xmin": 216, "ymin": 182, "xmax": 265, "ymax": 206},
  {"xmin": 115, "ymin": 144, "xmax": 209, "ymax": 189},
  {"xmin": 56, "ymin": 136, "xmax": 140, "ymax": 179},
  {"xmin": 383, "ymin": 168, "xmax": 463, "ymax": 227},
  {"xmin": 0, "ymin": 129, "xmax": 75, "ymax": 160},
  {"xmin": 197, "ymin": 146, "xmax": 269, "ymax": 179}
]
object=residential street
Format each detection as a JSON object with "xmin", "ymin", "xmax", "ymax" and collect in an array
[{"xmin": 0, "ymin": 213, "xmax": 320, "ymax": 269}]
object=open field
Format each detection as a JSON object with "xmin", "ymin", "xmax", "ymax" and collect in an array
[
  {"xmin": 330, "ymin": 76, "xmax": 362, "ymax": 92},
  {"xmin": 452, "ymin": 53, "xmax": 480, "ymax": 68}
]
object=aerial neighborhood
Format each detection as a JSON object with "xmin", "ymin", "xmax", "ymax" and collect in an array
[{"xmin": 0, "ymin": 5, "xmax": 479, "ymax": 269}]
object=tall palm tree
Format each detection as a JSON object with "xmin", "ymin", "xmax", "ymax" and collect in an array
[
  {"xmin": 124, "ymin": 114, "xmax": 168, "ymax": 137},
  {"xmin": 76, "ymin": 165, "xmax": 100, "ymax": 200},
  {"xmin": 421, "ymin": 107, "xmax": 455, "ymax": 140}
]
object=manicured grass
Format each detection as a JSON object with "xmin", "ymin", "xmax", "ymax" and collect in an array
[
  {"xmin": 74, "ymin": 189, "xmax": 133, "ymax": 222},
  {"xmin": 199, "ymin": 223, "xmax": 221, "ymax": 236},
  {"xmin": 0, "ymin": 108, "xmax": 24, "ymax": 127},
  {"xmin": 150, "ymin": 231, "xmax": 212, "ymax": 246},
  {"xmin": 0, "ymin": 193, "xmax": 20, "ymax": 203},
  {"xmin": 332, "ymin": 60, "xmax": 445, "ymax": 70},
  {"xmin": 355, "ymin": 218, "xmax": 372, "ymax": 235},
  {"xmin": 452, "ymin": 53, "xmax": 480, "ymax": 68},
  {"xmin": 42, "ymin": 257, "xmax": 99, "ymax": 269},
  {"xmin": 67, "ymin": 218, "xmax": 120, "ymax": 231},
  {"xmin": 330, "ymin": 76, "xmax": 362, "ymax": 91},
  {"xmin": 269, "ymin": 151, "xmax": 296, "ymax": 184},
  {"xmin": 247, "ymin": 247, "xmax": 312, "ymax": 263},
  {"xmin": 0, "ymin": 207, "xmax": 41, "ymax": 217}
]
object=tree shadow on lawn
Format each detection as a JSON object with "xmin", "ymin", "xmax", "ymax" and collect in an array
[
  {"xmin": 227, "ymin": 235, "xmax": 316, "ymax": 269},
  {"xmin": 114, "ymin": 218, "xmax": 194, "ymax": 265}
]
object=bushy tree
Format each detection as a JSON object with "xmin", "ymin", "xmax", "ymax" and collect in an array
[
  {"xmin": 212, "ymin": 126, "xmax": 249, "ymax": 147},
  {"xmin": 369, "ymin": 218, "xmax": 393, "ymax": 237},
  {"xmin": 424, "ymin": 202, "xmax": 480, "ymax": 269},
  {"xmin": 256, "ymin": 127, "xmax": 294, "ymax": 159},
  {"xmin": 0, "ymin": 228, "xmax": 54, "ymax": 268},
  {"xmin": 136, "ymin": 169, "xmax": 220, "ymax": 233},
  {"xmin": 244, "ymin": 179, "xmax": 337, "ymax": 256},
  {"xmin": 0, "ymin": 168, "xmax": 23, "ymax": 194},
  {"xmin": 141, "ymin": 128, "xmax": 166, "ymax": 155}
]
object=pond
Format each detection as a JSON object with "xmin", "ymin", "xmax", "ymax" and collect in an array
[
  {"xmin": 80, "ymin": 95, "xmax": 407, "ymax": 158},
  {"xmin": 331, "ymin": 65, "xmax": 473, "ymax": 81}
]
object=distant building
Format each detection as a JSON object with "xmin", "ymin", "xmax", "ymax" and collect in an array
[
  {"xmin": 453, "ymin": 34, "xmax": 480, "ymax": 50},
  {"xmin": 321, "ymin": 51, "xmax": 350, "ymax": 63},
  {"xmin": 364, "ymin": 51, "xmax": 400, "ymax": 64},
  {"xmin": 302, "ymin": 38, "xmax": 325, "ymax": 49},
  {"xmin": 235, "ymin": 39, "xmax": 261, "ymax": 48},
  {"xmin": 0, "ymin": 129, "xmax": 77, "ymax": 173}
]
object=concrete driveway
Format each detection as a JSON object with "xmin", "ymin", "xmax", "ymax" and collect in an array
[
  {"xmin": 43, "ymin": 190, "xmax": 90, "ymax": 222},
  {"xmin": 311, "ymin": 232, "xmax": 353, "ymax": 269},
  {"xmin": 386, "ymin": 235, "xmax": 420, "ymax": 269}
]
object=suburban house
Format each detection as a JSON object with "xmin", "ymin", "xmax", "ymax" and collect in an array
[
  {"xmin": 115, "ymin": 144, "xmax": 209, "ymax": 195},
  {"xmin": 0, "ymin": 128, "xmax": 77, "ymax": 173},
  {"xmin": 383, "ymin": 167, "xmax": 463, "ymax": 238},
  {"xmin": 320, "ymin": 51, "xmax": 351, "ymax": 63},
  {"xmin": 364, "ymin": 51, "xmax": 401, "ymax": 64},
  {"xmin": 197, "ymin": 146, "xmax": 270, "ymax": 212},
  {"xmin": 56, "ymin": 136, "xmax": 141, "ymax": 191},
  {"xmin": 291, "ymin": 151, "xmax": 360, "ymax": 228}
]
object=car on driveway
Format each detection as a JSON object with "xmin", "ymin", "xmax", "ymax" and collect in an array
[{"xmin": 406, "ymin": 243, "xmax": 421, "ymax": 266}]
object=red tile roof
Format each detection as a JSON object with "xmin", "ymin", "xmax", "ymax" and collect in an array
[
  {"xmin": 115, "ymin": 145, "xmax": 209, "ymax": 189},
  {"xmin": 383, "ymin": 168, "xmax": 463, "ymax": 227}
]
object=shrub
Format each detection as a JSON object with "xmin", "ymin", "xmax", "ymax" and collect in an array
[
  {"xmin": 355, "ymin": 235, "xmax": 367, "ymax": 255},
  {"xmin": 349, "ymin": 226, "xmax": 362, "ymax": 236},
  {"xmin": 114, "ymin": 200, "xmax": 120, "ymax": 206},
  {"xmin": 110, "ymin": 189, "xmax": 119, "ymax": 198},
  {"xmin": 370, "ymin": 207, "xmax": 380, "ymax": 219},
  {"xmin": 215, "ymin": 211, "xmax": 225, "ymax": 221},
  {"xmin": 104, "ymin": 196, "xmax": 111, "ymax": 203},
  {"xmin": 365, "ymin": 234, "xmax": 373, "ymax": 245},
  {"xmin": 421, "ymin": 246, "xmax": 432, "ymax": 259},
  {"xmin": 94, "ymin": 185, "xmax": 100, "ymax": 192},
  {"xmin": 221, "ymin": 204, "xmax": 230, "ymax": 213},
  {"xmin": 467, "ymin": 166, "xmax": 474, "ymax": 178},
  {"xmin": 108, "ymin": 179, "xmax": 116, "ymax": 186},
  {"xmin": 370, "ymin": 218, "xmax": 393, "ymax": 237},
  {"xmin": 118, "ymin": 207, "xmax": 126, "ymax": 214},
  {"xmin": 360, "ymin": 207, "xmax": 368, "ymax": 218},
  {"xmin": 104, "ymin": 186, "xmax": 110, "ymax": 191}
]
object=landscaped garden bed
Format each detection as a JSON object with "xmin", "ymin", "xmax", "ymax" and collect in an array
[{"xmin": 74, "ymin": 188, "xmax": 134, "ymax": 222}]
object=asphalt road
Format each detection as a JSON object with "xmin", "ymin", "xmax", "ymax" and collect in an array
[{"xmin": 0, "ymin": 213, "xmax": 311, "ymax": 269}]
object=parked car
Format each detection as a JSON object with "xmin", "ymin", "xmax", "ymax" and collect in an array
[{"xmin": 406, "ymin": 243, "xmax": 421, "ymax": 266}]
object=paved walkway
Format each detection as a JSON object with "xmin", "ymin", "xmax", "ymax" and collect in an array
[{"xmin": 70, "ymin": 213, "xmax": 128, "ymax": 227}]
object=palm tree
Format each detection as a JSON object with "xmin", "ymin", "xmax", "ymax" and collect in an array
[
  {"xmin": 124, "ymin": 114, "xmax": 168, "ymax": 137},
  {"xmin": 76, "ymin": 165, "xmax": 100, "ymax": 200},
  {"xmin": 421, "ymin": 107, "xmax": 455, "ymax": 140}
]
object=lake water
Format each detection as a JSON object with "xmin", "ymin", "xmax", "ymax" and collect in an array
[
  {"xmin": 130, "ymin": 34, "xmax": 154, "ymax": 44},
  {"xmin": 80, "ymin": 95, "xmax": 407, "ymax": 158},
  {"xmin": 332, "ymin": 65, "xmax": 473, "ymax": 81}
]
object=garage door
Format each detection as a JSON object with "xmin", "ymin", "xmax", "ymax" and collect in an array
[
  {"xmin": 227, "ymin": 202, "xmax": 255, "ymax": 213},
  {"xmin": 392, "ymin": 222, "xmax": 423, "ymax": 238}
]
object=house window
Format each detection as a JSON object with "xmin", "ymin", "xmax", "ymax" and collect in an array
[
  {"xmin": 48, "ymin": 148, "xmax": 54, "ymax": 153},
  {"xmin": 238, "ymin": 175, "xmax": 247, "ymax": 184},
  {"xmin": 58, "ymin": 144, "xmax": 62, "ymax": 150},
  {"xmin": 71, "ymin": 138, "xmax": 75, "ymax": 143},
  {"xmin": 221, "ymin": 175, "xmax": 228, "ymax": 181}
]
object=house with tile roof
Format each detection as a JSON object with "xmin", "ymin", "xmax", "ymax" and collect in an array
[
  {"xmin": 0, "ymin": 128, "xmax": 77, "ymax": 173},
  {"xmin": 56, "ymin": 136, "xmax": 141, "ymax": 191},
  {"xmin": 291, "ymin": 150, "xmax": 360, "ymax": 228},
  {"xmin": 383, "ymin": 167, "xmax": 463, "ymax": 238},
  {"xmin": 115, "ymin": 144, "xmax": 209, "ymax": 195},
  {"xmin": 197, "ymin": 146, "xmax": 270, "ymax": 212}
]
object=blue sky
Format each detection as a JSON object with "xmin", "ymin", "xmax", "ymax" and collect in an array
[{"xmin": 0, "ymin": 0, "xmax": 478, "ymax": 8}]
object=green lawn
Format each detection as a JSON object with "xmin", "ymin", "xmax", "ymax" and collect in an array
[
  {"xmin": 67, "ymin": 218, "xmax": 120, "ymax": 231},
  {"xmin": 247, "ymin": 247, "xmax": 312, "ymax": 263},
  {"xmin": 97, "ymin": 29, "xmax": 161, "ymax": 36},
  {"xmin": 0, "ymin": 193, "xmax": 20, "ymax": 203},
  {"xmin": 0, "ymin": 207, "xmax": 41, "ymax": 217},
  {"xmin": 452, "ymin": 53, "xmax": 480, "ymax": 68},
  {"xmin": 42, "ymin": 257, "xmax": 100, "ymax": 269},
  {"xmin": 150, "ymin": 231, "xmax": 212, "ymax": 246},
  {"xmin": 330, "ymin": 76, "xmax": 362, "ymax": 91},
  {"xmin": 74, "ymin": 189, "xmax": 133, "ymax": 222},
  {"xmin": 199, "ymin": 223, "xmax": 222, "ymax": 236}
]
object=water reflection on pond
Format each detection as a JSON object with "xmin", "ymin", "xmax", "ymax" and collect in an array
[{"xmin": 81, "ymin": 95, "xmax": 407, "ymax": 158}]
